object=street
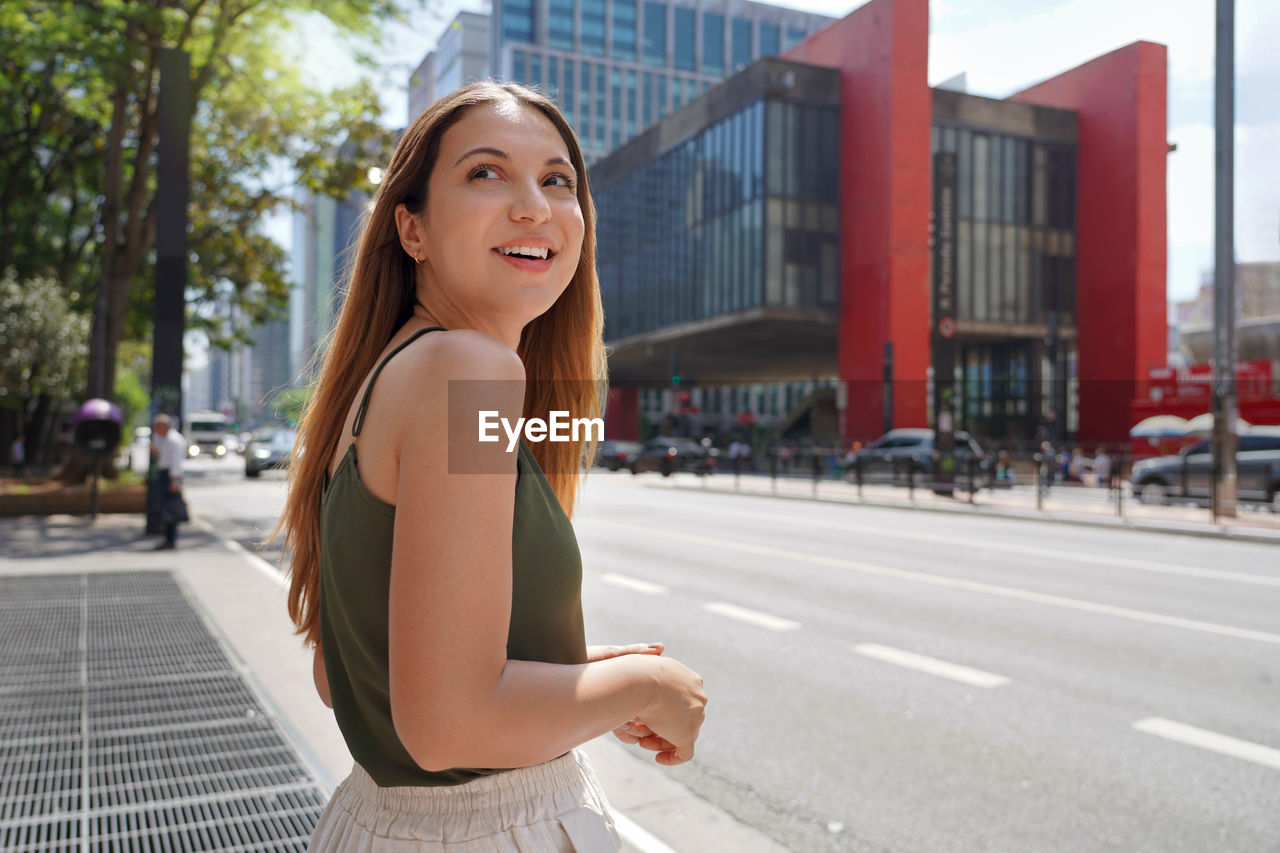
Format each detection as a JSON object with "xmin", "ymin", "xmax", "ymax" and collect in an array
[{"xmin": 186, "ymin": 454, "xmax": 1280, "ymax": 853}]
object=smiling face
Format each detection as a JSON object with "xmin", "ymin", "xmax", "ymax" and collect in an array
[{"xmin": 396, "ymin": 99, "xmax": 585, "ymax": 346}]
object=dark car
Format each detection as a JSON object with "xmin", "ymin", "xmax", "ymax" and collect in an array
[
  {"xmin": 1130, "ymin": 427, "xmax": 1280, "ymax": 508},
  {"xmin": 843, "ymin": 428, "xmax": 988, "ymax": 491},
  {"xmin": 630, "ymin": 436, "xmax": 713, "ymax": 476},
  {"xmin": 244, "ymin": 429, "xmax": 297, "ymax": 478},
  {"xmin": 594, "ymin": 439, "xmax": 644, "ymax": 471}
]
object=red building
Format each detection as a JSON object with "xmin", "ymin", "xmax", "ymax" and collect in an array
[
  {"xmin": 785, "ymin": 0, "xmax": 1166, "ymax": 445},
  {"xmin": 594, "ymin": 0, "xmax": 1168, "ymax": 447}
]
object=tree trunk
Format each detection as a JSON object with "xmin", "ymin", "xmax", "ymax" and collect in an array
[{"xmin": 26, "ymin": 393, "xmax": 51, "ymax": 466}]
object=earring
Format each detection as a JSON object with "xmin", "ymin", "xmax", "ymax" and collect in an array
[{"xmin": 414, "ymin": 251, "xmax": 424, "ymax": 265}]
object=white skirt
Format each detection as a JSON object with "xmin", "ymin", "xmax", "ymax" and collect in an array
[{"xmin": 308, "ymin": 749, "xmax": 621, "ymax": 852}]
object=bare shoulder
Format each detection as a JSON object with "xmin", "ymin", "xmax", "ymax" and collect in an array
[
  {"xmin": 371, "ymin": 330, "xmax": 526, "ymax": 462},
  {"xmin": 390, "ymin": 329, "xmax": 526, "ymax": 386}
]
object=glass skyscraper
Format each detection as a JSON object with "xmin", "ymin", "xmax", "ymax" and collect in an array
[{"xmin": 490, "ymin": 0, "xmax": 833, "ymax": 162}]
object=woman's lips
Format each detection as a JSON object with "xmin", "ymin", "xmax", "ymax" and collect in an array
[{"xmin": 492, "ymin": 248, "xmax": 554, "ymax": 272}]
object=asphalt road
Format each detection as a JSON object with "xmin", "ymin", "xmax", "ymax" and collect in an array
[{"xmin": 187, "ymin": 455, "xmax": 1280, "ymax": 853}]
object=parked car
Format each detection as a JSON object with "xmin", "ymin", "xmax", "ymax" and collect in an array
[
  {"xmin": 630, "ymin": 436, "xmax": 714, "ymax": 476},
  {"xmin": 843, "ymin": 428, "xmax": 989, "ymax": 491},
  {"xmin": 244, "ymin": 428, "xmax": 297, "ymax": 478},
  {"xmin": 594, "ymin": 439, "xmax": 644, "ymax": 471},
  {"xmin": 1129, "ymin": 426, "xmax": 1280, "ymax": 508}
]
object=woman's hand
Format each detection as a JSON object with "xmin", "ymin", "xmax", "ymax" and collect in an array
[
  {"xmin": 587, "ymin": 643, "xmax": 675, "ymax": 751},
  {"xmin": 635, "ymin": 656, "xmax": 707, "ymax": 766},
  {"xmin": 587, "ymin": 642, "xmax": 664, "ymax": 663}
]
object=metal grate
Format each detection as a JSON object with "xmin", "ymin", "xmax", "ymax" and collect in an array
[{"xmin": 0, "ymin": 571, "xmax": 327, "ymax": 851}]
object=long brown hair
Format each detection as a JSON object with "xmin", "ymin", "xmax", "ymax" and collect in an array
[{"xmin": 279, "ymin": 82, "xmax": 607, "ymax": 647}]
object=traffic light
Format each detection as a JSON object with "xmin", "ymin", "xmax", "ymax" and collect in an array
[{"xmin": 671, "ymin": 374, "xmax": 682, "ymax": 386}]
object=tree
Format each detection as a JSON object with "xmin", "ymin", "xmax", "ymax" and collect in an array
[
  {"xmin": 0, "ymin": 0, "xmax": 413, "ymax": 399},
  {"xmin": 0, "ymin": 268, "xmax": 90, "ymax": 463}
]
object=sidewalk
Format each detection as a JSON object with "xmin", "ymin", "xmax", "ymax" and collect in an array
[
  {"xmin": 0, "ymin": 512, "xmax": 786, "ymax": 853},
  {"xmin": 659, "ymin": 471, "xmax": 1280, "ymax": 545}
]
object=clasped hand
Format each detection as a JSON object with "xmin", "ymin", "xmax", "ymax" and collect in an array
[{"xmin": 587, "ymin": 642, "xmax": 702, "ymax": 766}]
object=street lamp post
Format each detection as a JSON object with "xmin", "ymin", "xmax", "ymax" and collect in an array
[{"xmin": 1210, "ymin": 0, "xmax": 1238, "ymax": 519}]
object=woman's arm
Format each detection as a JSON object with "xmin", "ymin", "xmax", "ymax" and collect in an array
[{"xmin": 382, "ymin": 331, "xmax": 706, "ymax": 772}]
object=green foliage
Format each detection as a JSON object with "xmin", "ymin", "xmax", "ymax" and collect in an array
[
  {"xmin": 113, "ymin": 367, "xmax": 149, "ymax": 434},
  {"xmin": 0, "ymin": 267, "xmax": 90, "ymax": 409},
  {"xmin": 269, "ymin": 386, "xmax": 313, "ymax": 426},
  {"xmin": 0, "ymin": 0, "xmax": 421, "ymax": 392}
]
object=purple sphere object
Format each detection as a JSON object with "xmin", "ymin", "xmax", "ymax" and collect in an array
[{"xmin": 75, "ymin": 398, "xmax": 124, "ymax": 425}]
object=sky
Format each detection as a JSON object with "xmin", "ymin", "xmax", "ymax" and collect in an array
[{"xmin": 283, "ymin": 0, "xmax": 1279, "ymax": 305}]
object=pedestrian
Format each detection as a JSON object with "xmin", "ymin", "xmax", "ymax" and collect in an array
[
  {"xmin": 1093, "ymin": 447, "xmax": 1112, "ymax": 489},
  {"xmin": 9, "ymin": 434, "xmax": 25, "ymax": 479},
  {"xmin": 149, "ymin": 414, "xmax": 186, "ymax": 550},
  {"xmin": 276, "ymin": 82, "xmax": 706, "ymax": 852},
  {"xmin": 729, "ymin": 438, "xmax": 743, "ymax": 478}
]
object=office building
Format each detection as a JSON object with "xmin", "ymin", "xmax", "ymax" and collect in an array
[
  {"xmin": 409, "ymin": 11, "xmax": 492, "ymax": 120},
  {"xmin": 594, "ymin": 0, "xmax": 1170, "ymax": 445}
]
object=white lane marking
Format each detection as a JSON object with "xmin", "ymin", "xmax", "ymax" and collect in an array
[
  {"xmin": 600, "ymin": 573, "xmax": 669, "ymax": 595},
  {"xmin": 703, "ymin": 602, "xmax": 801, "ymax": 632},
  {"xmin": 1134, "ymin": 718, "xmax": 1280, "ymax": 771},
  {"xmin": 854, "ymin": 644, "xmax": 1010, "ymax": 688},
  {"xmin": 612, "ymin": 810, "xmax": 680, "ymax": 853},
  {"xmin": 193, "ymin": 518, "xmax": 288, "ymax": 589},
  {"xmin": 673, "ymin": 504, "xmax": 1280, "ymax": 588},
  {"xmin": 585, "ymin": 519, "xmax": 1280, "ymax": 646}
]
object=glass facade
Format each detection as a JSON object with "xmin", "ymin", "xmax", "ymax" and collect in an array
[
  {"xmin": 581, "ymin": 0, "xmax": 606, "ymax": 55},
  {"xmin": 702, "ymin": 12, "xmax": 724, "ymax": 74},
  {"xmin": 496, "ymin": 0, "xmax": 832, "ymax": 163},
  {"xmin": 643, "ymin": 1, "xmax": 666, "ymax": 66},
  {"xmin": 596, "ymin": 97, "xmax": 839, "ymax": 340},
  {"xmin": 932, "ymin": 121, "xmax": 1079, "ymax": 440},
  {"xmin": 731, "ymin": 18, "xmax": 753, "ymax": 72},
  {"xmin": 549, "ymin": 0, "xmax": 575, "ymax": 50},
  {"xmin": 504, "ymin": 0, "xmax": 535, "ymax": 43},
  {"xmin": 759, "ymin": 22, "xmax": 780, "ymax": 56},
  {"xmin": 673, "ymin": 7, "xmax": 696, "ymax": 71},
  {"xmin": 612, "ymin": 0, "xmax": 637, "ymax": 60},
  {"xmin": 931, "ymin": 123, "xmax": 1077, "ymax": 327}
]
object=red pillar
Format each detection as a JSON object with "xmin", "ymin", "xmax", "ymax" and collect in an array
[
  {"xmin": 785, "ymin": 0, "xmax": 932, "ymax": 443},
  {"xmin": 604, "ymin": 387, "xmax": 639, "ymax": 440},
  {"xmin": 1012, "ymin": 42, "xmax": 1168, "ymax": 443}
]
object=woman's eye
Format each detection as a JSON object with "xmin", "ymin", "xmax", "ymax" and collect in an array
[{"xmin": 468, "ymin": 165, "xmax": 575, "ymax": 190}]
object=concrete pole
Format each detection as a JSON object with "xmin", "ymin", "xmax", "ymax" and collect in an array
[
  {"xmin": 150, "ymin": 48, "xmax": 192, "ymax": 425},
  {"xmin": 1211, "ymin": 0, "xmax": 1238, "ymax": 519}
]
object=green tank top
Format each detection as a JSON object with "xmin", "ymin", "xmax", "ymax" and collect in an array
[{"xmin": 318, "ymin": 326, "xmax": 588, "ymax": 787}]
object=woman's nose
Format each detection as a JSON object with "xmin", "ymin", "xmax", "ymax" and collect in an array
[{"xmin": 509, "ymin": 179, "xmax": 552, "ymax": 223}]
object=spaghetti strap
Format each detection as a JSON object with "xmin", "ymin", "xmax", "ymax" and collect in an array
[{"xmin": 352, "ymin": 326, "xmax": 447, "ymax": 439}]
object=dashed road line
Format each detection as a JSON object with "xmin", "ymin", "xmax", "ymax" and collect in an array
[
  {"xmin": 600, "ymin": 573, "xmax": 670, "ymax": 595},
  {"xmin": 585, "ymin": 519, "xmax": 1280, "ymax": 646},
  {"xmin": 853, "ymin": 643, "xmax": 1010, "ymax": 688},
  {"xmin": 1134, "ymin": 718, "xmax": 1280, "ymax": 771},
  {"xmin": 673, "ymin": 504, "xmax": 1280, "ymax": 588},
  {"xmin": 703, "ymin": 602, "xmax": 801, "ymax": 632}
]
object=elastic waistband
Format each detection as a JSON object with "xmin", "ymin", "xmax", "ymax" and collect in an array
[{"xmin": 342, "ymin": 751, "xmax": 588, "ymax": 818}]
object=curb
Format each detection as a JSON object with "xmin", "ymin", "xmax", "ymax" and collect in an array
[{"xmin": 659, "ymin": 480, "xmax": 1280, "ymax": 546}]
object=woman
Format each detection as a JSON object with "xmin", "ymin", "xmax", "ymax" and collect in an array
[{"xmin": 277, "ymin": 81, "xmax": 707, "ymax": 852}]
